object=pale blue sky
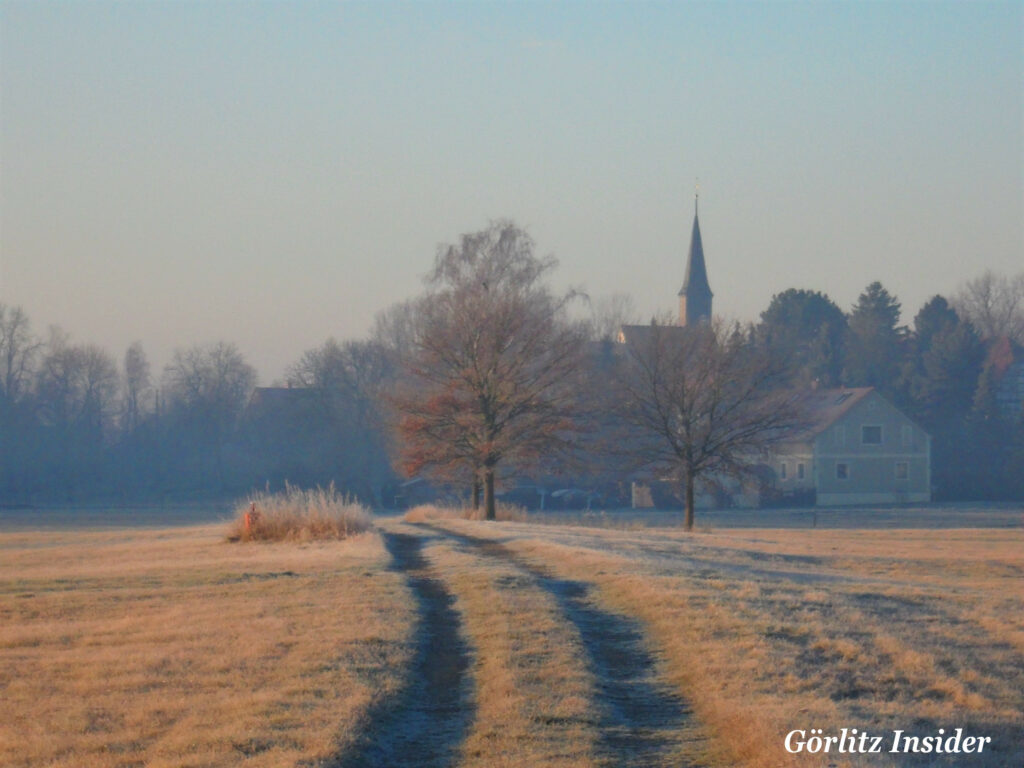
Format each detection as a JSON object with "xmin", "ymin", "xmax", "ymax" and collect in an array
[{"xmin": 2, "ymin": 1, "xmax": 1021, "ymax": 381}]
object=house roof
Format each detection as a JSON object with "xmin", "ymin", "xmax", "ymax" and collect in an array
[{"xmin": 790, "ymin": 386, "xmax": 875, "ymax": 439}]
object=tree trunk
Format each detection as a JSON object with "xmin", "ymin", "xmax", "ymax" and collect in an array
[
  {"xmin": 472, "ymin": 477, "xmax": 481, "ymax": 510},
  {"xmin": 484, "ymin": 468, "xmax": 496, "ymax": 521},
  {"xmin": 684, "ymin": 469, "xmax": 695, "ymax": 531}
]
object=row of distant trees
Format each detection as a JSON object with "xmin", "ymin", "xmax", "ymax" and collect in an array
[
  {"xmin": 0, "ymin": 316, "xmax": 261, "ymax": 501},
  {"xmin": 2, "ymin": 222, "xmax": 1022, "ymax": 510}
]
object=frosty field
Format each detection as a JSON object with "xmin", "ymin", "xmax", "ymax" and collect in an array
[{"xmin": 1, "ymin": 509, "xmax": 1021, "ymax": 767}]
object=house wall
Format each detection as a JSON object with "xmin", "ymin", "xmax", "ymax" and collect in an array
[
  {"xmin": 771, "ymin": 443, "xmax": 816, "ymax": 491},
  {"xmin": 996, "ymin": 360, "xmax": 1024, "ymax": 421},
  {"xmin": 813, "ymin": 392, "xmax": 930, "ymax": 505}
]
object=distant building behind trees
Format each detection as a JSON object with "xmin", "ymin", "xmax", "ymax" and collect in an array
[{"xmin": 1, "ymin": 216, "xmax": 1021, "ymax": 509}]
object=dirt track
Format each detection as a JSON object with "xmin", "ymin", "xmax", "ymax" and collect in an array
[
  {"xmin": 438, "ymin": 527, "xmax": 698, "ymax": 767},
  {"xmin": 326, "ymin": 522, "xmax": 704, "ymax": 768},
  {"xmin": 328, "ymin": 518, "xmax": 1023, "ymax": 768},
  {"xmin": 328, "ymin": 532, "xmax": 473, "ymax": 768}
]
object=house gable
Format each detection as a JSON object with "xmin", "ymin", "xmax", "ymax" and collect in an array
[
  {"xmin": 812, "ymin": 390, "xmax": 930, "ymax": 505},
  {"xmin": 768, "ymin": 388, "xmax": 931, "ymax": 506},
  {"xmin": 814, "ymin": 391, "xmax": 928, "ymax": 457}
]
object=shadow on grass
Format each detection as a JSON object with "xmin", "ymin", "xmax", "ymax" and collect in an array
[{"xmin": 321, "ymin": 531, "xmax": 473, "ymax": 768}]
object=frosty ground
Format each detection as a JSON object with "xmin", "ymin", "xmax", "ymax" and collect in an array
[{"xmin": 0, "ymin": 507, "xmax": 1021, "ymax": 767}]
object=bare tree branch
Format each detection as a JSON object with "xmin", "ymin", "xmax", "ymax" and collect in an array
[
  {"xmin": 393, "ymin": 221, "xmax": 585, "ymax": 519},
  {"xmin": 953, "ymin": 271, "xmax": 1024, "ymax": 344},
  {"xmin": 614, "ymin": 317, "xmax": 803, "ymax": 530}
]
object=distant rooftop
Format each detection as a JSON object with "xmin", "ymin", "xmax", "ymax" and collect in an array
[{"xmin": 788, "ymin": 386, "xmax": 875, "ymax": 439}]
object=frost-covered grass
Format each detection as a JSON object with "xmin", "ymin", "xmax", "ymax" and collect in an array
[
  {"xmin": 0, "ymin": 525, "xmax": 413, "ymax": 768},
  {"xmin": 228, "ymin": 484, "xmax": 372, "ymax": 542},
  {"xmin": 435, "ymin": 520, "xmax": 1024, "ymax": 768},
  {"xmin": 397, "ymin": 525, "xmax": 598, "ymax": 766},
  {"xmin": 6, "ymin": 507, "xmax": 1018, "ymax": 768},
  {"xmin": 403, "ymin": 502, "xmax": 530, "ymax": 523}
]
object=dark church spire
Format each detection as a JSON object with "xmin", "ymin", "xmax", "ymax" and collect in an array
[{"xmin": 678, "ymin": 192, "xmax": 713, "ymax": 326}]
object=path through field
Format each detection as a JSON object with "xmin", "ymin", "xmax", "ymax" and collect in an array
[
  {"xmin": 333, "ymin": 521, "xmax": 705, "ymax": 768},
  {"xmin": 350, "ymin": 517, "xmax": 1023, "ymax": 768},
  {"xmin": 328, "ymin": 532, "xmax": 473, "ymax": 767},
  {"xmin": 441, "ymin": 527, "xmax": 697, "ymax": 767}
]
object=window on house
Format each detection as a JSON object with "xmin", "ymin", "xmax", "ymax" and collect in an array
[
  {"xmin": 901, "ymin": 424, "xmax": 913, "ymax": 447},
  {"xmin": 862, "ymin": 425, "xmax": 882, "ymax": 444},
  {"xmin": 895, "ymin": 461, "xmax": 909, "ymax": 480},
  {"xmin": 836, "ymin": 463, "xmax": 849, "ymax": 480},
  {"xmin": 797, "ymin": 463, "xmax": 805, "ymax": 480},
  {"xmin": 780, "ymin": 462, "xmax": 788, "ymax": 480},
  {"xmin": 834, "ymin": 426, "xmax": 845, "ymax": 446}
]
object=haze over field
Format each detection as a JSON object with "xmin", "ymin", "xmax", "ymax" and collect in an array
[{"xmin": 2, "ymin": 1, "xmax": 1021, "ymax": 381}]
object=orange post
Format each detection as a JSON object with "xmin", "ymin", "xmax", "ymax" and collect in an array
[{"xmin": 244, "ymin": 502, "xmax": 260, "ymax": 533}]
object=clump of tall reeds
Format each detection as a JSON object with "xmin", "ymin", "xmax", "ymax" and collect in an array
[
  {"xmin": 228, "ymin": 483, "xmax": 372, "ymax": 542},
  {"xmin": 403, "ymin": 503, "xmax": 529, "ymax": 523}
]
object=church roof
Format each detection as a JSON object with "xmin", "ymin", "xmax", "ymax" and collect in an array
[
  {"xmin": 616, "ymin": 323, "xmax": 690, "ymax": 347},
  {"xmin": 678, "ymin": 205, "xmax": 713, "ymax": 299}
]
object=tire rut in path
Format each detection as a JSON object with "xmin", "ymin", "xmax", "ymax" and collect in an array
[
  {"xmin": 436, "ymin": 527, "xmax": 699, "ymax": 768},
  {"xmin": 327, "ymin": 531, "xmax": 473, "ymax": 768}
]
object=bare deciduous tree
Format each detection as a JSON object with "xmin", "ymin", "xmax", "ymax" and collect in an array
[
  {"xmin": 0, "ymin": 305, "xmax": 41, "ymax": 494},
  {"xmin": 616, "ymin": 317, "xmax": 802, "ymax": 530},
  {"xmin": 165, "ymin": 342, "xmax": 256, "ymax": 413},
  {"xmin": 122, "ymin": 341, "xmax": 152, "ymax": 434},
  {"xmin": 289, "ymin": 338, "xmax": 392, "ymax": 412},
  {"xmin": 0, "ymin": 304, "xmax": 40, "ymax": 404},
  {"xmin": 34, "ymin": 329, "xmax": 120, "ymax": 495},
  {"xmin": 371, "ymin": 299, "xmax": 420, "ymax": 367},
  {"xmin": 586, "ymin": 292, "xmax": 640, "ymax": 342},
  {"xmin": 395, "ymin": 221, "xmax": 585, "ymax": 519},
  {"xmin": 286, "ymin": 337, "xmax": 395, "ymax": 502},
  {"xmin": 953, "ymin": 271, "xmax": 1024, "ymax": 344},
  {"xmin": 164, "ymin": 342, "xmax": 257, "ymax": 487},
  {"xmin": 37, "ymin": 329, "xmax": 120, "ymax": 437}
]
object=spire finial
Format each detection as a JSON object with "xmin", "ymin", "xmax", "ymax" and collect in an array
[{"xmin": 695, "ymin": 178, "xmax": 700, "ymax": 216}]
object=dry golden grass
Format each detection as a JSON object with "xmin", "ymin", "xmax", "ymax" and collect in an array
[
  {"xmin": 0, "ymin": 525, "xmax": 414, "ymax": 768},
  {"xmin": 404, "ymin": 525, "xmax": 597, "ymax": 767},
  {"xmin": 437, "ymin": 521, "xmax": 1024, "ymax": 768},
  {"xmin": 4, "ymin": 516, "xmax": 1019, "ymax": 768},
  {"xmin": 403, "ymin": 503, "xmax": 530, "ymax": 523},
  {"xmin": 227, "ymin": 484, "xmax": 372, "ymax": 542}
]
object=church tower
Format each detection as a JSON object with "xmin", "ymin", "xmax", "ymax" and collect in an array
[{"xmin": 678, "ymin": 194, "xmax": 713, "ymax": 326}]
